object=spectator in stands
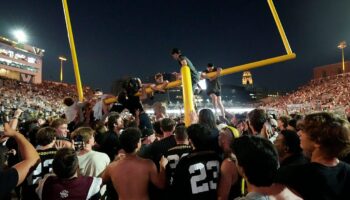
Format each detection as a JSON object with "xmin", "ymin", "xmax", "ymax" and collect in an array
[
  {"xmin": 273, "ymin": 130, "xmax": 308, "ymax": 168},
  {"xmin": 232, "ymin": 136, "xmax": 301, "ymax": 200},
  {"xmin": 263, "ymin": 73, "xmax": 350, "ymax": 115},
  {"xmin": 101, "ymin": 127, "xmax": 166, "ymax": 200},
  {"xmin": 22, "ymin": 127, "xmax": 58, "ymax": 200},
  {"xmin": 50, "ymin": 118, "xmax": 72, "ymax": 148},
  {"xmin": 0, "ymin": 123, "xmax": 40, "ymax": 199},
  {"xmin": 0, "ymin": 78, "xmax": 94, "ymax": 121},
  {"xmin": 172, "ymin": 124, "xmax": 221, "ymax": 200},
  {"xmin": 217, "ymin": 126, "xmax": 241, "ymax": 200},
  {"xmin": 36, "ymin": 148, "xmax": 102, "ymax": 200},
  {"xmin": 276, "ymin": 112, "xmax": 350, "ymax": 200}
]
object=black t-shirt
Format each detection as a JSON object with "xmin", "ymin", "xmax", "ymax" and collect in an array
[
  {"xmin": 204, "ymin": 67, "xmax": 221, "ymax": 93},
  {"xmin": 172, "ymin": 150, "xmax": 221, "ymax": 200},
  {"xmin": 138, "ymin": 143, "xmax": 153, "ymax": 159},
  {"xmin": 139, "ymin": 112, "xmax": 153, "ymax": 130},
  {"xmin": 207, "ymin": 127, "xmax": 222, "ymax": 156},
  {"xmin": 0, "ymin": 167, "xmax": 18, "ymax": 199},
  {"xmin": 149, "ymin": 135, "xmax": 177, "ymax": 168},
  {"xmin": 163, "ymin": 144, "xmax": 192, "ymax": 186},
  {"xmin": 276, "ymin": 161, "xmax": 350, "ymax": 200},
  {"xmin": 279, "ymin": 153, "xmax": 309, "ymax": 168},
  {"xmin": 100, "ymin": 131, "xmax": 121, "ymax": 161},
  {"xmin": 178, "ymin": 55, "xmax": 200, "ymax": 85}
]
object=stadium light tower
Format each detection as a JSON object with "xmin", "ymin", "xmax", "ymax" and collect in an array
[
  {"xmin": 12, "ymin": 30, "xmax": 27, "ymax": 43},
  {"xmin": 59, "ymin": 56, "xmax": 67, "ymax": 82},
  {"xmin": 337, "ymin": 41, "xmax": 347, "ymax": 73}
]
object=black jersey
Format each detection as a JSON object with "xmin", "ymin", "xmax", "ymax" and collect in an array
[
  {"xmin": 149, "ymin": 135, "xmax": 176, "ymax": 168},
  {"xmin": 172, "ymin": 150, "xmax": 221, "ymax": 200},
  {"xmin": 22, "ymin": 148, "xmax": 57, "ymax": 200},
  {"xmin": 163, "ymin": 144, "xmax": 192, "ymax": 186},
  {"xmin": 28, "ymin": 148, "xmax": 57, "ymax": 185}
]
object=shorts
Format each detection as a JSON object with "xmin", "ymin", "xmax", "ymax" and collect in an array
[{"xmin": 207, "ymin": 90, "xmax": 221, "ymax": 96}]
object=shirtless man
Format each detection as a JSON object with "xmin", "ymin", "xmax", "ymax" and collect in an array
[{"xmin": 101, "ymin": 127, "xmax": 166, "ymax": 200}]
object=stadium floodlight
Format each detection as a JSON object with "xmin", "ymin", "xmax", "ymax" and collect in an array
[
  {"xmin": 59, "ymin": 56, "xmax": 67, "ymax": 82},
  {"xmin": 337, "ymin": 41, "xmax": 347, "ymax": 72},
  {"xmin": 59, "ymin": 56, "xmax": 67, "ymax": 61},
  {"xmin": 13, "ymin": 29, "xmax": 27, "ymax": 43}
]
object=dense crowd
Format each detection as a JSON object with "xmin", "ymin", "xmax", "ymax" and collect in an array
[
  {"xmin": 0, "ymin": 76, "xmax": 94, "ymax": 120},
  {"xmin": 262, "ymin": 73, "xmax": 350, "ymax": 117},
  {"xmin": 1, "ymin": 75, "xmax": 350, "ymax": 200}
]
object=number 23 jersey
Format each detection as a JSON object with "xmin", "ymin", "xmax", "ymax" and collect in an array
[{"xmin": 172, "ymin": 150, "xmax": 222, "ymax": 200}]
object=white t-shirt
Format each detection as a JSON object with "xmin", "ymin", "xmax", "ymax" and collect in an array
[
  {"xmin": 78, "ymin": 150, "xmax": 110, "ymax": 195},
  {"xmin": 78, "ymin": 150, "xmax": 110, "ymax": 177}
]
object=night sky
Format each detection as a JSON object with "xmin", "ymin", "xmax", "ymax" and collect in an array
[{"xmin": 1, "ymin": 0, "xmax": 349, "ymax": 93}]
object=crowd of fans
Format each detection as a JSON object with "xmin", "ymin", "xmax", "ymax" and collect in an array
[
  {"xmin": 262, "ymin": 73, "xmax": 350, "ymax": 117},
  {"xmin": 0, "ymin": 76, "xmax": 94, "ymax": 121},
  {"xmin": 1, "ymin": 74, "xmax": 350, "ymax": 200}
]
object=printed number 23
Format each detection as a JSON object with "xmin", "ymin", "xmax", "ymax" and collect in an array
[{"xmin": 189, "ymin": 160, "xmax": 220, "ymax": 194}]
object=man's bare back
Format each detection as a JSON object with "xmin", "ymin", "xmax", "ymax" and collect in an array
[{"xmin": 102, "ymin": 154, "xmax": 166, "ymax": 200}]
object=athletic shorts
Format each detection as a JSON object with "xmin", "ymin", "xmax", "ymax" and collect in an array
[{"xmin": 207, "ymin": 90, "xmax": 221, "ymax": 96}]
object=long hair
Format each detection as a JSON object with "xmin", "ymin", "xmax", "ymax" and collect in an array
[{"xmin": 198, "ymin": 109, "xmax": 217, "ymax": 129}]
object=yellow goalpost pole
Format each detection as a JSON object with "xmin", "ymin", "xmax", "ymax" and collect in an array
[{"xmin": 62, "ymin": 0, "xmax": 84, "ymax": 102}]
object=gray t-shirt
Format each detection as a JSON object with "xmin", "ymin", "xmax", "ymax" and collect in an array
[{"xmin": 235, "ymin": 192, "xmax": 270, "ymax": 200}]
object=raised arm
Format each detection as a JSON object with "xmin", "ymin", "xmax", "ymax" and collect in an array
[
  {"xmin": 201, "ymin": 71, "xmax": 208, "ymax": 79},
  {"xmin": 9, "ymin": 109, "xmax": 23, "ymax": 130},
  {"xmin": 4, "ymin": 123, "xmax": 40, "ymax": 186}
]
